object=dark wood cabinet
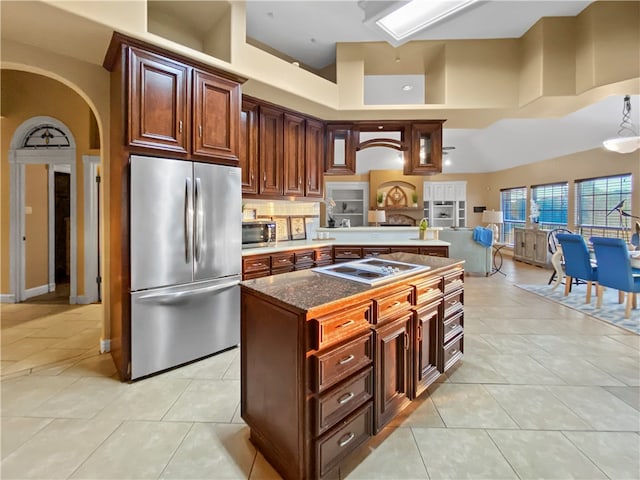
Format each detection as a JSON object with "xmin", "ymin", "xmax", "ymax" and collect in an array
[
  {"xmin": 128, "ymin": 47, "xmax": 188, "ymax": 153},
  {"xmin": 283, "ymin": 113, "xmax": 306, "ymax": 196},
  {"xmin": 325, "ymin": 125, "xmax": 356, "ymax": 174},
  {"xmin": 305, "ymin": 119, "xmax": 325, "ymax": 198},
  {"xmin": 239, "ymin": 98, "xmax": 259, "ymax": 194},
  {"xmin": 413, "ymin": 301, "xmax": 440, "ymax": 398},
  {"xmin": 192, "ymin": 70, "xmax": 239, "ymax": 162},
  {"xmin": 405, "ymin": 122, "xmax": 443, "ymax": 175},
  {"xmin": 373, "ymin": 312, "xmax": 412, "ymax": 432},
  {"xmin": 259, "ymin": 105, "xmax": 284, "ymax": 196}
]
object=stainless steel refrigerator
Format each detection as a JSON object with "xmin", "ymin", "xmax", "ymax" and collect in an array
[{"xmin": 129, "ymin": 155, "xmax": 241, "ymax": 379}]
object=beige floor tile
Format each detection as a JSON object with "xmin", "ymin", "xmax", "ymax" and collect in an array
[
  {"xmin": 388, "ymin": 395, "xmax": 445, "ymax": 428},
  {"xmin": 57, "ymin": 353, "xmax": 118, "ymax": 377},
  {"xmin": 528, "ymin": 354, "xmax": 626, "ymax": 386},
  {"xmin": 1, "ymin": 417, "xmax": 52, "ymax": 459},
  {"xmin": 428, "ymin": 383, "xmax": 518, "ymax": 429},
  {"xmin": 444, "ymin": 354, "xmax": 507, "ymax": 384},
  {"xmin": 480, "ymin": 333, "xmax": 549, "ymax": 355},
  {"xmin": 482, "ymin": 354, "xmax": 566, "ymax": 385},
  {"xmin": 485, "ymin": 385, "xmax": 591, "ymax": 430},
  {"xmin": 584, "ymin": 355, "xmax": 640, "ymax": 386},
  {"xmin": 30, "ymin": 376, "xmax": 127, "ymax": 419},
  {"xmin": 341, "ymin": 427, "xmax": 428, "ymax": 479},
  {"xmin": 563, "ymin": 431, "xmax": 640, "ymax": 480},
  {"xmin": 48, "ymin": 328, "xmax": 100, "ymax": 350},
  {"xmin": 527, "ymin": 334, "xmax": 640, "ymax": 357},
  {"xmin": 412, "ymin": 428, "xmax": 518, "ymax": 479},
  {"xmin": 224, "ymin": 353, "xmax": 241, "ymax": 380},
  {"xmin": 161, "ymin": 423, "xmax": 256, "ymax": 479},
  {"xmin": 248, "ymin": 452, "xmax": 283, "ymax": 479},
  {"xmin": 1, "ymin": 375, "xmax": 79, "ymax": 416},
  {"xmin": 603, "ymin": 386, "xmax": 640, "ymax": 411},
  {"xmin": 462, "ymin": 335, "xmax": 499, "ymax": 355},
  {"xmin": 162, "ymin": 347, "xmax": 239, "ymax": 380},
  {"xmin": 460, "ymin": 317, "xmax": 494, "ymax": 334},
  {"xmin": 163, "ymin": 379, "xmax": 240, "ymax": 422},
  {"xmin": 547, "ymin": 385, "xmax": 640, "ymax": 431},
  {"xmin": 28, "ymin": 320, "xmax": 98, "ymax": 339},
  {"xmin": 1, "ymin": 337, "xmax": 59, "ymax": 361},
  {"xmin": 1, "ymin": 327, "xmax": 41, "ymax": 346},
  {"xmin": 97, "ymin": 376, "xmax": 191, "ymax": 421},
  {"xmin": 608, "ymin": 334, "xmax": 640, "ymax": 350},
  {"xmin": 1, "ymin": 418, "xmax": 121, "ymax": 479},
  {"xmin": 489, "ymin": 430, "xmax": 608, "ymax": 479},
  {"xmin": 70, "ymin": 420, "xmax": 191, "ymax": 479},
  {"xmin": 2, "ymin": 347, "xmax": 89, "ymax": 376}
]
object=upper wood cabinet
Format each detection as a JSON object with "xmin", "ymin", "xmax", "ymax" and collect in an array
[
  {"xmin": 239, "ymin": 98, "xmax": 259, "ymax": 194},
  {"xmin": 107, "ymin": 35, "xmax": 242, "ymax": 164},
  {"xmin": 240, "ymin": 95, "xmax": 325, "ymax": 198},
  {"xmin": 128, "ymin": 47, "xmax": 189, "ymax": 154},
  {"xmin": 406, "ymin": 122, "xmax": 443, "ymax": 175},
  {"xmin": 283, "ymin": 112, "xmax": 306, "ymax": 196},
  {"xmin": 305, "ymin": 119, "xmax": 324, "ymax": 198},
  {"xmin": 325, "ymin": 125, "xmax": 356, "ymax": 175},
  {"xmin": 258, "ymin": 105, "xmax": 284, "ymax": 196},
  {"xmin": 192, "ymin": 70, "xmax": 240, "ymax": 162}
]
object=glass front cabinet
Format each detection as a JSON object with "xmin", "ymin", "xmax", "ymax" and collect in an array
[{"xmin": 423, "ymin": 181, "xmax": 467, "ymax": 228}]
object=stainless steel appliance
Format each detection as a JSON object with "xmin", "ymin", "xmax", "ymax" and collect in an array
[
  {"xmin": 242, "ymin": 220, "xmax": 276, "ymax": 248},
  {"xmin": 313, "ymin": 258, "xmax": 430, "ymax": 286},
  {"xmin": 129, "ymin": 155, "xmax": 241, "ymax": 379}
]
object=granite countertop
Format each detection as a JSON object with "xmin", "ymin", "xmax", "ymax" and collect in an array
[
  {"xmin": 242, "ymin": 239, "xmax": 450, "ymax": 256},
  {"xmin": 240, "ymin": 252, "xmax": 462, "ymax": 312}
]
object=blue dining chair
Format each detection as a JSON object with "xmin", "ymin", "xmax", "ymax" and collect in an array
[
  {"xmin": 556, "ymin": 234, "xmax": 598, "ymax": 303},
  {"xmin": 590, "ymin": 237, "xmax": 640, "ymax": 319}
]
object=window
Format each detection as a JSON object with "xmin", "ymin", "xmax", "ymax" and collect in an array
[
  {"xmin": 500, "ymin": 187, "xmax": 527, "ymax": 245},
  {"xmin": 531, "ymin": 182, "xmax": 568, "ymax": 230},
  {"xmin": 576, "ymin": 174, "xmax": 633, "ymax": 239}
]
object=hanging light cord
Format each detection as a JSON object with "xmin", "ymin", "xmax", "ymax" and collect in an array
[{"xmin": 618, "ymin": 95, "xmax": 638, "ymax": 137}]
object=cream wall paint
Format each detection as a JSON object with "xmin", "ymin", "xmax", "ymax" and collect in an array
[
  {"xmin": 24, "ymin": 164, "xmax": 48, "ymax": 289},
  {"xmin": 541, "ymin": 18, "xmax": 576, "ymax": 97},
  {"xmin": 519, "ymin": 21, "xmax": 544, "ymax": 106}
]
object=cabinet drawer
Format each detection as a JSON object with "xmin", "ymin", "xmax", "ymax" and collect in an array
[
  {"xmin": 333, "ymin": 247, "xmax": 362, "ymax": 260},
  {"xmin": 310, "ymin": 333, "xmax": 373, "ymax": 393},
  {"xmin": 242, "ymin": 270, "xmax": 270, "ymax": 280},
  {"xmin": 315, "ymin": 247, "xmax": 333, "ymax": 264},
  {"xmin": 390, "ymin": 246, "xmax": 420, "ymax": 254},
  {"xmin": 442, "ymin": 334, "xmax": 463, "ymax": 372},
  {"xmin": 309, "ymin": 301, "xmax": 372, "ymax": 351},
  {"xmin": 270, "ymin": 252, "xmax": 294, "ymax": 270},
  {"xmin": 314, "ymin": 367, "xmax": 373, "ymax": 436},
  {"xmin": 443, "ymin": 291, "xmax": 463, "ymax": 319},
  {"xmin": 315, "ymin": 402, "xmax": 373, "ymax": 478},
  {"xmin": 373, "ymin": 287, "xmax": 414, "ymax": 324},
  {"xmin": 242, "ymin": 255, "xmax": 270, "ymax": 274},
  {"xmin": 443, "ymin": 311, "xmax": 464, "ymax": 344},
  {"xmin": 362, "ymin": 247, "xmax": 391, "ymax": 258},
  {"xmin": 413, "ymin": 277, "xmax": 443, "ymax": 306},
  {"xmin": 443, "ymin": 270, "xmax": 464, "ymax": 294},
  {"xmin": 294, "ymin": 249, "xmax": 315, "ymax": 265},
  {"xmin": 419, "ymin": 246, "xmax": 448, "ymax": 257}
]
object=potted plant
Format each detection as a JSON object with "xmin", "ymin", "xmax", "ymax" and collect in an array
[
  {"xmin": 377, "ymin": 192, "xmax": 384, "ymax": 207},
  {"xmin": 411, "ymin": 192, "xmax": 418, "ymax": 207},
  {"xmin": 419, "ymin": 217, "xmax": 428, "ymax": 239}
]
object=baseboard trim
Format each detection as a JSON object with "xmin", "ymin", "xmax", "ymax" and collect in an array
[
  {"xmin": 0, "ymin": 294, "xmax": 16, "ymax": 303},
  {"xmin": 74, "ymin": 295, "xmax": 98, "ymax": 305},
  {"xmin": 100, "ymin": 339, "xmax": 111, "ymax": 353},
  {"xmin": 24, "ymin": 284, "xmax": 49, "ymax": 299}
]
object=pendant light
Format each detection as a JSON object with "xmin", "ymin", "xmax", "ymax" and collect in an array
[{"xmin": 603, "ymin": 95, "xmax": 640, "ymax": 154}]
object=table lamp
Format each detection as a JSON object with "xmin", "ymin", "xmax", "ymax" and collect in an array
[
  {"xmin": 482, "ymin": 210, "xmax": 503, "ymax": 244},
  {"xmin": 368, "ymin": 210, "xmax": 386, "ymax": 227}
]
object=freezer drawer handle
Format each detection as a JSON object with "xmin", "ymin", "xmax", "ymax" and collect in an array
[
  {"xmin": 185, "ymin": 178, "xmax": 193, "ymax": 264},
  {"xmin": 136, "ymin": 281, "xmax": 238, "ymax": 304}
]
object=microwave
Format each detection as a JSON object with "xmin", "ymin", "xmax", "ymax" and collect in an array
[{"xmin": 242, "ymin": 220, "xmax": 276, "ymax": 248}]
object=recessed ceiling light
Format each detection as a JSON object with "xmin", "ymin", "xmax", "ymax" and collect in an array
[{"xmin": 402, "ymin": 85, "xmax": 413, "ymax": 91}]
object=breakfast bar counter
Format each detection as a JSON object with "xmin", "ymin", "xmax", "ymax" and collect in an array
[{"xmin": 241, "ymin": 253, "xmax": 464, "ymax": 479}]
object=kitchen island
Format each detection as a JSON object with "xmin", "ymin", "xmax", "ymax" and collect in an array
[{"xmin": 241, "ymin": 253, "xmax": 464, "ymax": 479}]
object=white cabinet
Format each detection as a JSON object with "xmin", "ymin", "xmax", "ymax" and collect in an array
[
  {"xmin": 513, "ymin": 228, "xmax": 549, "ymax": 267},
  {"xmin": 423, "ymin": 181, "xmax": 466, "ymax": 228},
  {"xmin": 325, "ymin": 182, "xmax": 369, "ymax": 227}
]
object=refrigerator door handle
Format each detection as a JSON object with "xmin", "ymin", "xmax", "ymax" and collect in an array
[
  {"xmin": 185, "ymin": 177, "xmax": 193, "ymax": 264},
  {"xmin": 136, "ymin": 280, "xmax": 238, "ymax": 305},
  {"xmin": 194, "ymin": 177, "xmax": 204, "ymax": 262}
]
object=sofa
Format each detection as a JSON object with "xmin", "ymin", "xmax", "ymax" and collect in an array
[{"xmin": 439, "ymin": 228, "xmax": 492, "ymax": 276}]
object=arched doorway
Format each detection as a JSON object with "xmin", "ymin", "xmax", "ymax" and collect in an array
[{"xmin": 8, "ymin": 116, "xmax": 77, "ymax": 303}]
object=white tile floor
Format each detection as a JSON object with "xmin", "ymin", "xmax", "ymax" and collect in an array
[{"xmin": 1, "ymin": 258, "xmax": 639, "ymax": 479}]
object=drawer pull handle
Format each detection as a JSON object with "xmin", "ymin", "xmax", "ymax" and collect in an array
[
  {"xmin": 338, "ymin": 432, "xmax": 355, "ymax": 448},
  {"xmin": 278, "ymin": 259, "xmax": 289, "ymax": 263},
  {"xmin": 337, "ymin": 392, "xmax": 355, "ymax": 405},
  {"xmin": 338, "ymin": 354, "xmax": 355, "ymax": 365},
  {"xmin": 251, "ymin": 263, "xmax": 264, "ymax": 267},
  {"xmin": 338, "ymin": 320, "xmax": 355, "ymax": 328},
  {"xmin": 388, "ymin": 301, "xmax": 401, "ymax": 309},
  {"xmin": 449, "ymin": 324, "xmax": 458, "ymax": 330},
  {"xmin": 449, "ymin": 349, "xmax": 458, "ymax": 355}
]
